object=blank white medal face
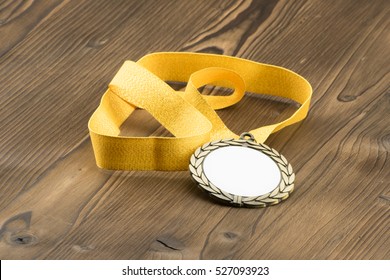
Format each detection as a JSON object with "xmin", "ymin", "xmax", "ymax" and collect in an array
[
  {"xmin": 202, "ymin": 146, "xmax": 281, "ymax": 197},
  {"xmin": 189, "ymin": 137, "xmax": 295, "ymax": 207}
]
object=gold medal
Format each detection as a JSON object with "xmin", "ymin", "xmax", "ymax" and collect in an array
[{"xmin": 189, "ymin": 133, "xmax": 295, "ymax": 207}]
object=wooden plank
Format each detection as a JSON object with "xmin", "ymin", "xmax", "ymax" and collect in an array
[
  {"xmin": 0, "ymin": 0, "xmax": 67, "ymax": 56},
  {"xmin": 0, "ymin": 140, "xmax": 110, "ymax": 259},
  {"xmin": 0, "ymin": 0, "xmax": 389, "ymax": 259}
]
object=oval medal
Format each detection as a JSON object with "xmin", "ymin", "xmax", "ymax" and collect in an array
[{"xmin": 189, "ymin": 133, "xmax": 295, "ymax": 207}]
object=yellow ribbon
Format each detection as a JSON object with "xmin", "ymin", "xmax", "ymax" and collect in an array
[{"xmin": 88, "ymin": 52, "xmax": 312, "ymax": 170}]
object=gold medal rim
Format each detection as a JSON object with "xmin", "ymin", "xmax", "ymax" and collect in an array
[{"xmin": 189, "ymin": 139, "xmax": 295, "ymax": 208}]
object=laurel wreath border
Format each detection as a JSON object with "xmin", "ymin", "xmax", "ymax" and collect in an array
[{"xmin": 189, "ymin": 139, "xmax": 295, "ymax": 207}]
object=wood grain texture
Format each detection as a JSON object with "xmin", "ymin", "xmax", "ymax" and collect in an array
[{"xmin": 0, "ymin": 0, "xmax": 388, "ymax": 259}]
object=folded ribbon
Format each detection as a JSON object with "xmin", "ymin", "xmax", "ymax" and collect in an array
[{"xmin": 88, "ymin": 52, "xmax": 312, "ymax": 170}]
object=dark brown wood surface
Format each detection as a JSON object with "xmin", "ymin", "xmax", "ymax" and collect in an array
[{"xmin": 0, "ymin": 0, "xmax": 389, "ymax": 260}]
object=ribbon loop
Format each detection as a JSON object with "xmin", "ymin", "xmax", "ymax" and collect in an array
[
  {"xmin": 88, "ymin": 52, "xmax": 312, "ymax": 170},
  {"xmin": 186, "ymin": 67, "xmax": 246, "ymax": 110}
]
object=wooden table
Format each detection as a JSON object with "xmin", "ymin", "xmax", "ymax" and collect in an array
[{"xmin": 0, "ymin": 0, "xmax": 388, "ymax": 260}]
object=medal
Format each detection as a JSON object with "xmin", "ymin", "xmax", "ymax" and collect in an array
[
  {"xmin": 88, "ymin": 52, "xmax": 312, "ymax": 208},
  {"xmin": 189, "ymin": 133, "xmax": 294, "ymax": 207}
]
